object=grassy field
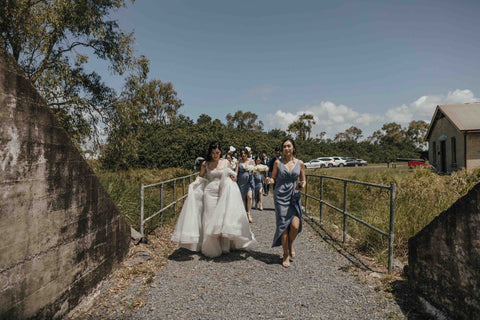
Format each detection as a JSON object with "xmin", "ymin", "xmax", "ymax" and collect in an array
[{"xmin": 303, "ymin": 165, "xmax": 480, "ymax": 265}]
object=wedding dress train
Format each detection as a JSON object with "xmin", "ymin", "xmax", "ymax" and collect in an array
[{"xmin": 171, "ymin": 164, "xmax": 256, "ymax": 258}]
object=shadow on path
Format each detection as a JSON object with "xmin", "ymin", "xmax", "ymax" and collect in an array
[
  {"xmin": 168, "ymin": 247, "xmax": 280, "ymax": 265},
  {"xmin": 390, "ymin": 279, "xmax": 434, "ymax": 320},
  {"xmin": 304, "ymin": 216, "xmax": 375, "ymax": 273}
]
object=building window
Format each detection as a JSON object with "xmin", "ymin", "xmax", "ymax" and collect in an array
[
  {"xmin": 451, "ymin": 137, "xmax": 456, "ymax": 165},
  {"xmin": 432, "ymin": 141, "xmax": 437, "ymax": 165}
]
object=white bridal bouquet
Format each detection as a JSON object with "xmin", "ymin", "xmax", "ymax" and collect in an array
[
  {"xmin": 245, "ymin": 165, "xmax": 256, "ymax": 173},
  {"xmin": 254, "ymin": 164, "xmax": 268, "ymax": 174}
]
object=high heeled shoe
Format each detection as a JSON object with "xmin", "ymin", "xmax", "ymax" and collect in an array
[{"xmin": 247, "ymin": 212, "xmax": 253, "ymax": 223}]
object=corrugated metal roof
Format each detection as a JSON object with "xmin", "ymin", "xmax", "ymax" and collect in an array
[
  {"xmin": 438, "ymin": 103, "xmax": 480, "ymax": 131},
  {"xmin": 426, "ymin": 102, "xmax": 480, "ymax": 140}
]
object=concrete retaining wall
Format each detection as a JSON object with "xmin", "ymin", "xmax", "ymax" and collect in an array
[
  {"xmin": 408, "ymin": 182, "xmax": 480, "ymax": 319},
  {"xmin": 0, "ymin": 49, "xmax": 130, "ymax": 318}
]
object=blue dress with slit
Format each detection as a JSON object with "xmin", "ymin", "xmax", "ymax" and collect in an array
[
  {"xmin": 253, "ymin": 172, "xmax": 264, "ymax": 202},
  {"xmin": 272, "ymin": 161, "xmax": 303, "ymax": 247},
  {"xmin": 237, "ymin": 161, "xmax": 254, "ymax": 204}
]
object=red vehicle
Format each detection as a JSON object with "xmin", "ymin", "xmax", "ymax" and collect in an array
[
  {"xmin": 397, "ymin": 158, "xmax": 429, "ymax": 169},
  {"xmin": 408, "ymin": 160, "xmax": 429, "ymax": 169}
]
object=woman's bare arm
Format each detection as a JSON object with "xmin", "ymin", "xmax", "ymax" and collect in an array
[{"xmin": 199, "ymin": 161, "xmax": 206, "ymax": 178}]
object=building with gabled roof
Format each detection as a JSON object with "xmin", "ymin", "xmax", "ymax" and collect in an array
[{"xmin": 426, "ymin": 103, "xmax": 480, "ymax": 173}]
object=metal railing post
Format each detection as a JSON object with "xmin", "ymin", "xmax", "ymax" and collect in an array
[
  {"xmin": 173, "ymin": 180, "xmax": 177, "ymax": 214},
  {"xmin": 182, "ymin": 177, "xmax": 186, "ymax": 198},
  {"xmin": 319, "ymin": 176, "xmax": 323, "ymax": 222},
  {"xmin": 140, "ymin": 173, "xmax": 198, "ymax": 235},
  {"xmin": 388, "ymin": 183, "xmax": 396, "ymax": 274},
  {"xmin": 304, "ymin": 176, "xmax": 308, "ymax": 215},
  {"xmin": 343, "ymin": 180, "xmax": 347, "ymax": 243},
  {"xmin": 160, "ymin": 184, "xmax": 164, "ymax": 211},
  {"xmin": 140, "ymin": 184, "xmax": 144, "ymax": 237}
]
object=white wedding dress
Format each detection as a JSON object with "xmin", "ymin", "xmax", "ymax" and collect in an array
[{"xmin": 171, "ymin": 160, "xmax": 257, "ymax": 258}]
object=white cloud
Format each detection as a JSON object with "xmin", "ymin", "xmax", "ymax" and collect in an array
[
  {"xmin": 265, "ymin": 89, "xmax": 478, "ymax": 139},
  {"xmin": 385, "ymin": 89, "xmax": 478, "ymax": 124},
  {"xmin": 265, "ymin": 101, "xmax": 381, "ymax": 139}
]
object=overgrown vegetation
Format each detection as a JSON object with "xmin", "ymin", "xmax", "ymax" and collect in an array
[{"xmin": 303, "ymin": 166, "xmax": 480, "ymax": 265}]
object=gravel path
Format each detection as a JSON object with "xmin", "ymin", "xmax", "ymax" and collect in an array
[{"xmin": 87, "ymin": 195, "xmax": 404, "ymax": 320}]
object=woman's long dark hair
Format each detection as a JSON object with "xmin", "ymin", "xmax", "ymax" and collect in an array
[
  {"xmin": 240, "ymin": 148, "xmax": 249, "ymax": 159},
  {"xmin": 206, "ymin": 141, "xmax": 222, "ymax": 161},
  {"xmin": 281, "ymin": 138, "xmax": 297, "ymax": 155}
]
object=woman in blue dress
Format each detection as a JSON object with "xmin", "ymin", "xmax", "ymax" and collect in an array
[
  {"xmin": 237, "ymin": 148, "xmax": 255, "ymax": 222},
  {"xmin": 266, "ymin": 139, "xmax": 306, "ymax": 267},
  {"xmin": 253, "ymin": 156, "xmax": 265, "ymax": 211}
]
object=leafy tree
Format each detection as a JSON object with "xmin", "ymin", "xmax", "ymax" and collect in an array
[
  {"xmin": 0, "ymin": 0, "xmax": 137, "ymax": 144},
  {"xmin": 197, "ymin": 114, "xmax": 212, "ymax": 125},
  {"xmin": 368, "ymin": 122, "xmax": 405, "ymax": 146},
  {"xmin": 225, "ymin": 110, "xmax": 263, "ymax": 131},
  {"xmin": 287, "ymin": 121, "xmax": 303, "ymax": 140},
  {"xmin": 287, "ymin": 113, "xmax": 316, "ymax": 140},
  {"xmin": 267, "ymin": 128, "xmax": 290, "ymax": 141},
  {"xmin": 138, "ymin": 80, "xmax": 183, "ymax": 125},
  {"xmin": 101, "ymin": 61, "xmax": 184, "ymax": 170},
  {"xmin": 315, "ymin": 131, "xmax": 327, "ymax": 142},
  {"xmin": 334, "ymin": 126, "xmax": 363, "ymax": 142},
  {"xmin": 406, "ymin": 120, "xmax": 429, "ymax": 149}
]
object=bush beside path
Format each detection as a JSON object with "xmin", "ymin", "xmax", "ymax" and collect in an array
[{"xmin": 69, "ymin": 195, "xmax": 405, "ymax": 319}]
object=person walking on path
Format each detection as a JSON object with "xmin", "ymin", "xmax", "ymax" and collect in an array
[
  {"xmin": 253, "ymin": 156, "xmax": 265, "ymax": 211},
  {"xmin": 237, "ymin": 148, "xmax": 255, "ymax": 223},
  {"xmin": 266, "ymin": 139, "xmax": 305, "ymax": 268},
  {"xmin": 171, "ymin": 142, "xmax": 256, "ymax": 258},
  {"xmin": 260, "ymin": 151, "xmax": 269, "ymax": 196}
]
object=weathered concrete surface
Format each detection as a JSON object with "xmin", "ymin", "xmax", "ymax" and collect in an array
[
  {"xmin": 408, "ymin": 182, "xmax": 480, "ymax": 319},
  {"xmin": 0, "ymin": 48, "xmax": 130, "ymax": 319}
]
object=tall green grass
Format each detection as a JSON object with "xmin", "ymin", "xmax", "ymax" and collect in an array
[
  {"xmin": 89, "ymin": 160, "xmax": 194, "ymax": 232},
  {"xmin": 303, "ymin": 166, "xmax": 480, "ymax": 264}
]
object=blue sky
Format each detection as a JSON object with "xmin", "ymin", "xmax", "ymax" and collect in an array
[{"xmin": 98, "ymin": 0, "xmax": 480, "ymax": 139}]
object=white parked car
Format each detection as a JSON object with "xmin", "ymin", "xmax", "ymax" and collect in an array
[
  {"xmin": 316, "ymin": 157, "xmax": 335, "ymax": 168},
  {"xmin": 305, "ymin": 159, "xmax": 327, "ymax": 169},
  {"xmin": 331, "ymin": 157, "xmax": 348, "ymax": 167}
]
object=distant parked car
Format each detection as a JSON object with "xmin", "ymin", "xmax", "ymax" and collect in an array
[
  {"xmin": 396, "ymin": 158, "xmax": 430, "ymax": 169},
  {"xmin": 305, "ymin": 159, "xmax": 327, "ymax": 169},
  {"xmin": 317, "ymin": 157, "xmax": 335, "ymax": 167},
  {"xmin": 332, "ymin": 156, "xmax": 347, "ymax": 167},
  {"xmin": 355, "ymin": 159, "xmax": 368, "ymax": 166},
  {"xmin": 345, "ymin": 157, "xmax": 357, "ymax": 166},
  {"xmin": 408, "ymin": 159, "xmax": 428, "ymax": 169}
]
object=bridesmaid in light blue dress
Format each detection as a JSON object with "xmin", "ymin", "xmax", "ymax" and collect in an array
[
  {"xmin": 266, "ymin": 139, "xmax": 306, "ymax": 268},
  {"xmin": 253, "ymin": 156, "xmax": 265, "ymax": 210},
  {"xmin": 237, "ymin": 148, "xmax": 255, "ymax": 222}
]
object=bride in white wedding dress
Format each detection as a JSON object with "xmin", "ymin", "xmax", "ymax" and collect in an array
[{"xmin": 171, "ymin": 142, "xmax": 257, "ymax": 258}]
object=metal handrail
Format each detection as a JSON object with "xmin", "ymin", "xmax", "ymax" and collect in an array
[
  {"xmin": 140, "ymin": 172, "xmax": 199, "ymax": 236},
  {"xmin": 301, "ymin": 174, "xmax": 396, "ymax": 273}
]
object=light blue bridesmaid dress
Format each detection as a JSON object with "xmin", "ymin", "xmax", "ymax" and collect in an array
[{"xmin": 272, "ymin": 161, "xmax": 303, "ymax": 247}]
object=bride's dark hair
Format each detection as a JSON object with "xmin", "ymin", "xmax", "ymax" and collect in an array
[{"xmin": 206, "ymin": 141, "xmax": 222, "ymax": 161}]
